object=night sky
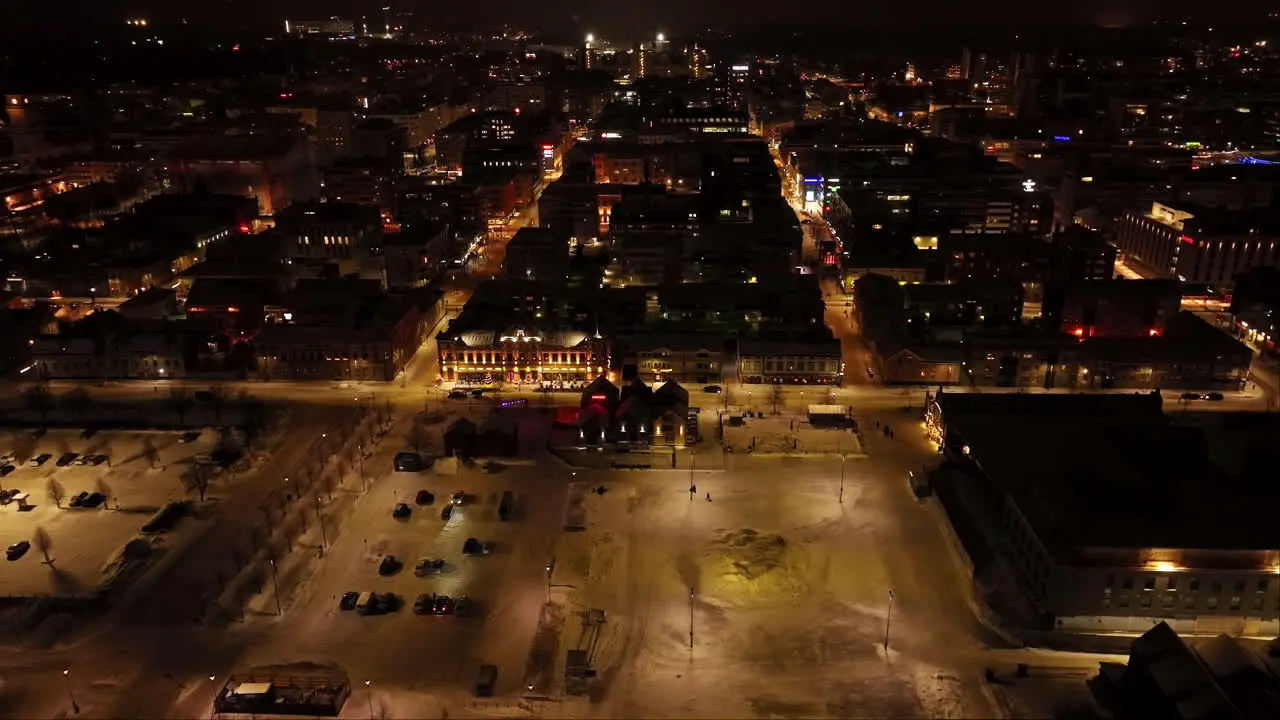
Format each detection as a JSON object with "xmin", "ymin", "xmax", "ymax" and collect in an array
[{"xmin": 4, "ymin": 0, "xmax": 1265, "ymax": 34}]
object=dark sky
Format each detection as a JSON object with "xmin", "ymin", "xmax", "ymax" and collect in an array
[{"xmin": 6, "ymin": 0, "xmax": 1268, "ymax": 35}]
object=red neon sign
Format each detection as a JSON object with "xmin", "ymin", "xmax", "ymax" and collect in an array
[
  {"xmin": 1180, "ymin": 235, "xmax": 1194, "ymax": 244},
  {"xmin": 590, "ymin": 394, "xmax": 607, "ymax": 401}
]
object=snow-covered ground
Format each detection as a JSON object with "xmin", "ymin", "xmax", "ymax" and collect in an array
[{"xmin": 0, "ymin": 428, "xmax": 222, "ymax": 600}]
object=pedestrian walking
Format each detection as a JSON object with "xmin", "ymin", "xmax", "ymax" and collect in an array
[{"xmin": 705, "ymin": 492, "xmax": 711, "ymax": 502}]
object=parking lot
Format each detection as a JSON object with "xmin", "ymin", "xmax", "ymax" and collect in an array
[
  {"xmin": 0, "ymin": 428, "xmax": 219, "ymax": 599},
  {"xmin": 237, "ymin": 444, "xmax": 570, "ymax": 707}
]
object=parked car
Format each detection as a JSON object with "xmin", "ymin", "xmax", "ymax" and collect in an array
[
  {"xmin": 1180, "ymin": 392, "xmax": 1201, "ymax": 400},
  {"xmin": 339, "ymin": 592, "xmax": 360, "ymax": 611},
  {"xmin": 55, "ymin": 453, "xmax": 78, "ymax": 467},
  {"xmin": 392, "ymin": 503, "xmax": 411, "ymax": 520},
  {"xmin": 413, "ymin": 593, "xmax": 434, "ymax": 615},
  {"xmin": 68, "ymin": 491, "xmax": 90, "ymax": 508},
  {"xmin": 414, "ymin": 489, "xmax": 435, "ymax": 505},
  {"xmin": 378, "ymin": 555, "xmax": 402, "ymax": 576},
  {"xmin": 86, "ymin": 455, "xmax": 108, "ymax": 466},
  {"xmin": 462, "ymin": 538, "xmax": 492, "ymax": 556},
  {"xmin": 414, "ymin": 558, "xmax": 445, "ymax": 577},
  {"xmin": 393, "ymin": 452, "xmax": 424, "ymax": 472},
  {"xmin": 450, "ymin": 491, "xmax": 466, "ymax": 506},
  {"xmin": 447, "ymin": 390, "xmax": 468, "ymax": 400},
  {"xmin": 178, "ymin": 431, "xmax": 201, "ymax": 444},
  {"xmin": 0, "ymin": 489, "xmax": 20, "ymax": 505},
  {"xmin": 455, "ymin": 596, "xmax": 474, "ymax": 616},
  {"xmin": 432, "ymin": 595, "xmax": 456, "ymax": 615},
  {"xmin": 6, "ymin": 541, "xmax": 30, "ymax": 561},
  {"xmin": 703, "ymin": 385, "xmax": 722, "ymax": 394},
  {"xmin": 0, "ymin": 465, "xmax": 14, "ymax": 477},
  {"xmin": 83, "ymin": 492, "xmax": 106, "ymax": 508},
  {"xmin": 498, "ymin": 491, "xmax": 514, "ymax": 521},
  {"xmin": 28, "ymin": 453, "xmax": 52, "ymax": 467},
  {"xmin": 1204, "ymin": 392, "xmax": 1225, "ymax": 401},
  {"xmin": 440, "ymin": 504, "xmax": 455, "ymax": 521}
]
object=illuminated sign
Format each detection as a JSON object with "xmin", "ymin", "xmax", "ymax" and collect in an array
[
  {"xmin": 886, "ymin": 195, "xmax": 910, "ymax": 201},
  {"xmin": 600, "ymin": 132, "xmax": 622, "ymax": 139},
  {"xmin": 590, "ymin": 394, "xmax": 607, "ymax": 402},
  {"xmin": 803, "ymin": 177, "xmax": 823, "ymax": 183},
  {"xmin": 1181, "ymin": 235, "xmax": 1195, "ymax": 244},
  {"xmin": 731, "ymin": 65, "xmax": 749, "ymax": 71},
  {"xmin": 1053, "ymin": 135, "xmax": 1071, "ymax": 142},
  {"xmin": 1022, "ymin": 179, "xmax": 1036, "ymax": 192}
]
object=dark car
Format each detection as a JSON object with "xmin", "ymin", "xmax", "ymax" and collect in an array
[
  {"xmin": 0, "ymin": 465, "xmax": 13, "ymax": 477},
  {"xmin": 68, "ymin": 491, "xmax": 90, "ymax": 508},
  {"xmin": 414, "ymin": 558, "xmax": 445, "ymax": 577},
  {"xmin": 378, "ymin": 555, "xmax": 402, "ymax": 576},
  {"xmin": 455, "ymin": 596, "xmax": 474, "ymax": 616},
  {"xmin": 394, "ymin": 452, "xmax": 424, "ymax": 472},
  {"xmin": 432, "ymin": 595, "xmax": 456, "ymax": 615},
  {"xmin": 0, "ymin": 489, "xmax": 19, "ymax": 505},
  {"xmin": 82, "ymin": 492, "xmax": 105, "ymax": 508},
  {"xmin": 440, "ymin": 504, "xmax": 455, "ymax": 521},
  {"xmin": 474, "ymin": 664, "xmax": 497, "ymax": 697},
  {"xmin": 413, "ymin": 593, "xmax": 434, "ymax": 615},
  {"xmin": 178, "ymin": 431, "xmax": 201, "ymax": 444},
  {"xmin": 414, "ymin": 490, "xmax": 435, "ymax": 506},
  {"xmin": 87, "ymin": 455, "xmax": 108, "ymax": 466},
  {"xmin": 462, "ymin": 537, "xmax": 492, "ymax": 556},
  {"xmin": 470, "ymin": 389, "xmax": 485, "ymax": 398},
  {"xmin": 365, "ymin": 592, "xmax": 400, "ymax": 615},
  {"xmin": 56, "ymin": 452, "xmax": 78, "ymax": 467},
  {"xmin": 392, "ymin": 503, "xmax": 411, "ymax": 520},
  {"xmin": 447, "ymin": 390, "xmax": 467, "ymax": 400},
  {"xmin": 29, "ymin": 453, "xmax": 52, "ymax": 466},
  {"xmin": 1180, "ymin": 392, "xmax": 1201, "ymax": 400},
  {"xmin": 6, "ymin": 541, "xmax": 30, "ymax": 561},
  {"xmin": 80, "ymin": 427, "xmax": 99, "ymax": 440},
  {"xmin": 1204, "ymin": 392, "xmax": 1225, "ymax": 401},
  {"xmin": 339, "ymin": 592, "xmax": 360, "ymax": 611},
  {"xmin": 498, "ymin": 491, "xmax": 514, "ymax": 521},
  {"xmin": 450, "ymin": 491, "xmax": 466, "ymax": 506},
  {"xmin": 703, "ymin": 385, "xmax": 722, "ymax": 394}
]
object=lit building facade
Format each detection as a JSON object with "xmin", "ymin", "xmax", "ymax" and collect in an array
[{"xmin": 437, "ymin": 327, "xmax": 609, "ymax": 389}]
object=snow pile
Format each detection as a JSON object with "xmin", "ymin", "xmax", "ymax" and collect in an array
[
  {"xmin": 702, "ymin": 528, "xmax": 808, "ymax": 606},
  {"xmin": 912, "ymin": 666, "xmax": 976, "ymax": 719}
]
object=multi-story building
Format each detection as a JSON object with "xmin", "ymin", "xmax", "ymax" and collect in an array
[
  {"xmin": 615, "ymin": 334, "xmax": 725, "ymax": 385},
  {"xmin": 1042, "ymin": 279, "xmax": 1181, "ymax": 339},
  {"xmin": 926, "ymin": 391, "xmax": 1280, "ymax": 637},
  {"xmin": 1113, "ymin": 202, "xmax": 1280, "ymax": 287},
  {"xmin": 736, "ymin": 338, "xmax": 844, "ymax": 385},
  {"xmin": 274, "ymin": 202, "xmax": 384, "ymax": 280},
  {"xmin": 170, "ymin": 133, "xmax": 320, "ymax": 215},
  {"xmin": 503, "ymin": 228, "xmax": 569, "ymax": 282},
  {"xmin": 436, "ymin": 325, "xmax": 609, "ymax": 389}
]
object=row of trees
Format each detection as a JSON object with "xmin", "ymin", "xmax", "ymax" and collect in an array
[{"xmin": 19, "ymin": 382, "xmax": 269, "ymax": 433}]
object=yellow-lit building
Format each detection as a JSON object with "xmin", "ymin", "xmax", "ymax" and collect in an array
[{"xmin": 437, "ymin": 326, "xmax": 609, "ymax": 390}]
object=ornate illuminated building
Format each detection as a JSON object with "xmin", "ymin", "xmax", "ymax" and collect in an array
[{"xmin": 436, "ymin": 326, "xmax": 609, "ymax": 388}]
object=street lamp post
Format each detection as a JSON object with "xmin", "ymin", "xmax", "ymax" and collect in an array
[
  {"xmin": 883, "ymin": 589, "xmax": 895, "ymax": 652},
  {"xmin": 315, "ymin": 495, "xmax": 328, "ymax": 548},
  {"xmin": 839, "ymin": 452, "xmax": 846, "ymax": 504},
  {"xmin": 688, "ymin": 454, "xmax": 696, "ymax": 501},
  {"xmin": 208, "ymin": 675, "xmax": 218, "ymax": 720},
  {"xmin": 364, "ymin": 680, "xmax": 374, "ymax": 719},
  {"xmin": 688, "ymin": 587, "xmax": 695, "ymax": 649},
  {"xmin": 63, "ymin": 668, "xmax": 79, "ymax": 714},
  {"xmin": 269, "ymin": 559, "xmax": 282, "ymax": 615},
  {"xmin": 357, "ymin": 444, "xmax": 366, "ymax": 492}
]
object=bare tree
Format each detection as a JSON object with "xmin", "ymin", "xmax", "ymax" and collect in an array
[
  {"xmin": 46, "ymin": 477, "xmax": 65, "ymax": 508},
  {"xmin": 237, "ymin": 391, "xmax": 270, "ymax": 451},
  {"xmin": 180, "ymin": 462, "xmax": 215, "ymax": 501},
  {"xmin": 33, "ymin": 527, "xmax": 53, "ymax": 565},
  {"xmin": 405, "ymin": 421, "xmax": 430, "ymax": 455},
  {"xmin": 11, "ymin": 433, "xmax": 36, "ymax": 465},
  {"xmin": 94, "ymin": 477, "xmax": 114, "ymax": 509},
  {"xmin": 768, "ymin": 382, "xmax": 784, "ymax": 415},
  {"xmin": 141, "ymin": 436, "xmax": 161, "ymax": 469},
  {"xmin": 64, "ymin": 386, "xmax": 92, "ymax": 420},
  {"xmin": 21, "ymin": 383, "xmax": 54, "ymax": 424},
  {"xmin": 207, "ymin": 383, "xmax": 229, "ymax": 423},
  {"xmin": 166, "ymin": 387, "xmax": 193, "ymax": 425}
]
